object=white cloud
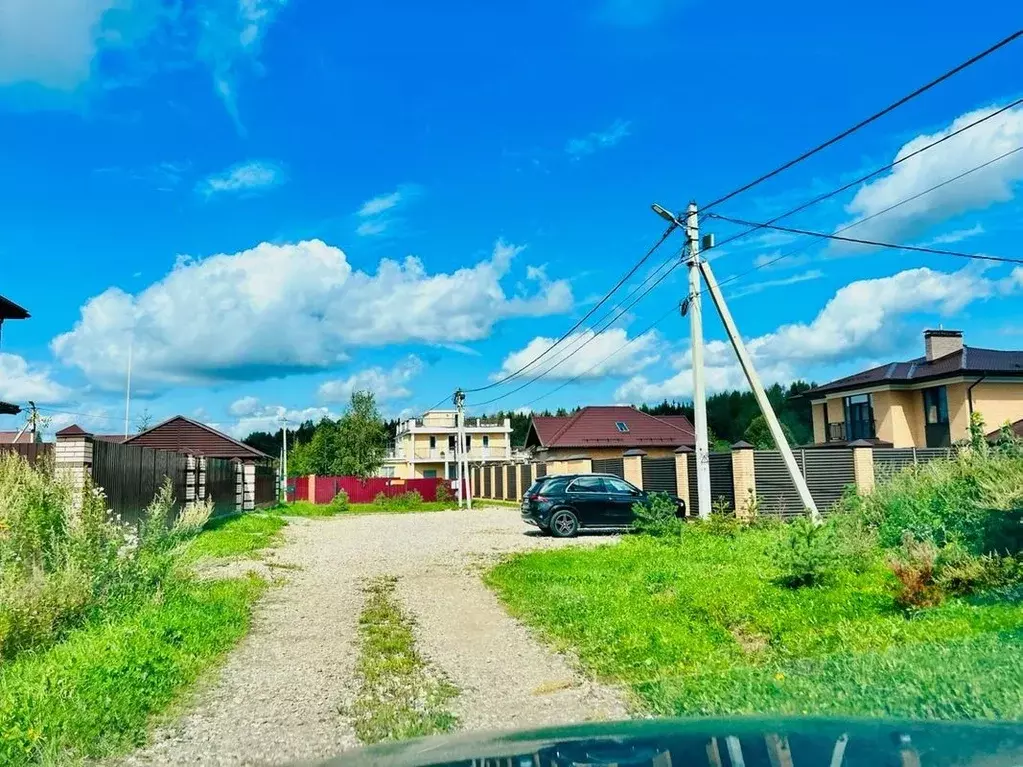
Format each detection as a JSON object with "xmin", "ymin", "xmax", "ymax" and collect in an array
[
  {"xmin": 318, "ymin": 355, "xmax": 423, "ymax": 403},
  {"xmin": 923, "ymin": 223, "xmax": 986, "ymax": 246},
  {"xmin": 729, "ymin": 269, "xmax": 824, "ymax": 299},
  {"xmin": 0, "ymin": 0, "xmax": 119, "ymax": 90},
  {"xmin": 229, "ymin": 395, "xmax": 260, "ymax": 416},
  {"xmin": 494, "ymin": 328, "xmax": 661, "ymax": 382},
  {"xmin": 355, "ymin": 220, "xmax": 389, "ymax": 237},
  {"xmin": 0, "ymin": 354, "xmax": 72, "ymax": 404},
  {"xmin": 615, "ymin": 265, "xmax": 1022, "ymax": 402},
  {"xmin": 197, "ymin": 159, "xmax": 285, "ymax": 198},
  {"xmin": 838, "ymin": 103, "xmax": 1023, "ymax": 245},
  {"xmin": 223, "ymin": 403, "xmax": 337, "ymax": 440},
  {"xmin": 52, "ymin": 239, "xmax": 573, "ymax": 392},
  {"xmin": 566, "ymin": 119, "xmax": 631, "ymax": 158},
  {"xmin": 358, "ymin": 190, "xmax": 403, "ymax": 218},
  {"xmin": 355, "ymin": 185, "xmax": 421, "ymax": 237},
  {"xmin": 197, "ymin": 0, "xmax": 288, "ymax": 133}
]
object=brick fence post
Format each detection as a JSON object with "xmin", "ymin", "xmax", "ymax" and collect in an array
[
  {"xmin": 849, "ymin": 440, "xmax": 875, "ymax": 495},
  {"xmin": 674, "ymin": 446, "xmax": 692, "ymax": 516},
  {"xmin": 623, "ymin": 449, "xmax": 646, "ymax": 490},
  {"xmin": 242, "ymin": 463, "xmax": 255, "ymax": 511},
  {"xmin": 488, "ymin": 465, "xmax": 496, "ymax": 498},
  {"xmin": 55, "ymin": 425, "xmax": 93, "ymax": 514},
  {"xmin": 731, "ymin": 441, "xmax": 757, "ymax": 520},
  {"xmin": 198, "ymin": 456, "xmax": 207, "ymax": 501},
  {"xmin": 513, "ymin": 464, "xmax": 522, "ymax": 500},
  {"xmin": 185, "ymin": 454, "xmax": 197, "ymax": 502},
  {"xmin": 234, "ymin": 460, "xmax": 244, "ymax": 512},
  {"xmin": 308, "ymin": 474, "xmax": 316, "ymax": 503}
]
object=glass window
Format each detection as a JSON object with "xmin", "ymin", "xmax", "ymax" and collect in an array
[
  {"xmin": 448, "ymin": 435, "xmax": 456, "ymax": 452},
  {"xmin": 423, "ymin": 469, "xmax": 437, "ymax": 478},
  {"xmin": 465, "ymin": 435, "xmax": 472, "ymax": 450},
  {"xmin": 569, "ymin": 476, "xmax": 606, "ymax": 493},
  {"xmin": 615, "ymin": 421, "xmax": 630, "ymax": 432},
  {"xmin": 483, "ymin": 435, "xmax": 489, "ymax": 447},
  {"xmin": 923, "ymin": 386, "xmax": 949, "ymax": 424},
  {"xmin": 429, "ymin": 436, "xmax": 436, "ymax": 449},
  {"xmin": 605, "ymin": 477, "xmax": 637, "ymax": 494}
]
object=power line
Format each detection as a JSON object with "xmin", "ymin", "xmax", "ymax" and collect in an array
[
  {"xmin": 702, "ymin": 29, "xmax": 1023, "ymax": 210},
  {"xmin": 462, "ymin": 224, "xmax": 677, "ymax": 393},
  {"xmin": 707, "ymin": 214, "xmax": 1023, "ymax": 265}
]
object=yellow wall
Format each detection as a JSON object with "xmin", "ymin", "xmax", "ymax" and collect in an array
[
  {"xmin": 972, "ymin": 382, "xmax": 1023, "ymax": 433},
  {"xmin": 825, "ymin": 398, "xmax": 844, "ymax": 427},
  {"xmin": 946, "ymin": 382, "xmax": 971, "ymax": 443},
  {"xmin": 542, "ymin": 446, "xmax": 678, "ymax": 460},
  {"xmin": 811, "ymin": 403, "xmax": 827, "ymax": 443},
  {"xmin": 873, "ymin": 390, "xmax": 925, "ymax": 448}
]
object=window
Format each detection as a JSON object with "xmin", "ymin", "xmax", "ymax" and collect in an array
[
  {"xmin": 605, "ymin": 477, "xmax": 637, "ymax": 495},
  {"xmin": 379, "ymin": 466, "xmax": 395, "ymax": 478},
  {"xmin": 429, "ymin": 436, "xmax": 436, "ymax": 449},
  {"xmin": 923, "ymin": 386, "xmax": 949, "ymax": 424},
  {"xmin": 465, "ymin": 435, "xmax": 472, "ymax": 450},
  {"xmin": 448, "ymin": 435, "xmax": 456, "ymax": 452},
  {"xmin": 615, "ymin": 421, "xmax": 630, "ymax": 433},
  {"xmin": 423, "ymin": 469, "xmax": 438, "ymax": 478},
  {"xmin": 482, "ymin": 435, "xmax": 489, "ymax": 447},
  {"xmin": 568, "ymin": 476, "xmax": 606, "ymax": 493},
  {"xmin": 843, "ymin": 394, "xmax": 875, "ymax": 441}
]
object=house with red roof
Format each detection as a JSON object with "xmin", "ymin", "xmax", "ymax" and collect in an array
[{"xmin": 524, "ymin": 405, "xmax": 695, "ymax": 461}]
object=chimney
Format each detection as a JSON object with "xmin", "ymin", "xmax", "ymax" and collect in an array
[{"xmin": 924, "ymin": 329, "xmax": 963, "ymax": 361}]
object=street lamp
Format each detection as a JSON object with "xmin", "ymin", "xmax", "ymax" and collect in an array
[{"xmin": 651, "ymin": 203, "xmax": 683, "ymax": 228}]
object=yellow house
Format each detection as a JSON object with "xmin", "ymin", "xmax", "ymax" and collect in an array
[
  {"xmin": 379, "ymin": 410, "xmax": 512, "ymax": 479},
  {"xmin": 806, "ymin": 330, "xmax": 1023, "ymax": 449}
]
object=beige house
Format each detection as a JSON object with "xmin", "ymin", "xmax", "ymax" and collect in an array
[
  {"xmin": 380, "ymin": 410, "xmax": 512, "ymax": 479},
  {"xmin": 806, "ymin": 330, "xmax": 1023, "ymax": 449}
]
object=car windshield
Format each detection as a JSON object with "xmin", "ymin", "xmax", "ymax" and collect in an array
[{"xmin": 7, "ymin": 6, "xmax": 1021, "ymax": 765}]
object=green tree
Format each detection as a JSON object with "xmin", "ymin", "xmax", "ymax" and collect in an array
[
  {"xmin": 743, "ymin": 414, "xmax": 796, "ymax": 450},
  {"xmin": 334, "ymin": 391, "xmax": 387, "ymax": 478}
]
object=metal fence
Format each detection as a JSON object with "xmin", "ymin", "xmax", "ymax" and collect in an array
[
  {"xmin": 0, "ymin": 442, "xmax": 52, "ymax": 465},
  {"xmin": 92, "ymin": 440, "xmax": 188, "ymax": 526},
  {"xmin": 592, "ymin": 457, "xmax": 625, "ymax": 479},
  {"xmin": 205, "ymin": 457, "xmax": 238, "ymax": 517},
  {"xmin": 521, "ymin": 463, "xmax": 534, "ymax": 491},
  {"xmin": 254, "ymin": 461, "xmax": 276, "ymax": 507},
  {"xmin": 483, "ymin": 467, "xmax": 492, "ymax": 497},
  {"xmin": 494, "ymin": 465, "xmax": 504, "ymax": 498},
  {"xmin": 874, "ymin": 446, "xmax": 954, "ymax": 475},
  {"xmin": 641, "ymin": 456, "xmax": 677, "ymax": 495},
  {"xmin": 754, "ymin": 449, "xmax": 855, "ymax": 517},
  {"xmin": 688, "ymin": 452, "xmax": 735, "ymax": 517}
]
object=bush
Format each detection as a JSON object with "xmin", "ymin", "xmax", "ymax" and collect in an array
[
  {"xmin": 632, "ymin": 492, "xmax": 681, "ymax": 536},
  {"xmin": 775, "ymin": 517, "xmax": 841, "ymax": 588},
  {"xmin": 373, "ymin": 490, "xmax": 423, "ymax": 510},
  {"xmin": 174, "ymin": 497, "xmax": 215, "ymax": 539},
  {"xmin": 329, "ymin": 489, "xmax": 350, "ymax": 513},
  {"xmin": 887, "ymin": 535, "xmax": 944, "ymax": 609},
  {"xmin": 435, "ymin": 482, "xmax": 454, "ymax": 503}
]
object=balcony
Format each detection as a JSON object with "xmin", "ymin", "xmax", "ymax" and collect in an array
[
  {"xmin": 827, "ymin": 420, "xmax": 876, "ymax": 442},
  {"xmin": 382, "ymin": 446, "xmax": 506, "ymax": 462},
  {"xmin": 396, "ymin": 416, "xmax": 510, "ymax": 434}
]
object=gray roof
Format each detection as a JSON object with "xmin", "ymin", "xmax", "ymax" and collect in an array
[{"xmin": 805, "ymin": 347, "xmax": 1023, "ymax": 397}]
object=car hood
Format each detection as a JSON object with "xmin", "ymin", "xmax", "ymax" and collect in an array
[{"xmin": 320, "ymin": 717, "xmax": 1023, "ymax": 766}]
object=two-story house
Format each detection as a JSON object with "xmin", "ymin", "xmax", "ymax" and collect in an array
[
  {"xmin": 380, "ymin": 410, "xmax": 512, "ymax": 479},
  {"xmin": 805, "ymin": 330, "xmax": 1023, "ymax": 448}
]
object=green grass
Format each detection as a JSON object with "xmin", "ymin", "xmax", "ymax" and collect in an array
[
  {"xmin": 0, "ymin": 576, "xmax": 266, "ymax": 765},
  {"xmin": 182, "ymin": 513, "xmax": 286, "ymax": 560},
  {"xmin": 485, "ymin": 529, "xmax": 1023, "ymax": 720},
  {"xmin": 346, "ymin": 576, "xmax": 458, "ymax": 744}
]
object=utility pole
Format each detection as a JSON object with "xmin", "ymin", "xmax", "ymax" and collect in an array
[
  {"xmin": 698, "ymin": 256, "xmax": 819, "ymax": 520},
  {"xmin": 123, "ymin": 336, "xmax": 133, "ymax": 439},
  {"xmin": 13, "ymin": 401, "xmax": 38, "ymax": 445},
  {"xmin": 685, "ymin": 202, "xmax": 712, "ymax": 520},
  {"xmin": 453, "ymin": 390, "xmax": 465, "ymax": 508},
  {"xmin": 280, "ymin": 416, "xmax": 289, "ymax": 503}
]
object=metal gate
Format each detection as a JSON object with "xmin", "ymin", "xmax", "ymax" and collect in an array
[
  {"xmin": 641, "ymin": 457, "xmax": 677, "ymax": 494},
  {"xmin": 494, "ymin": 465, "xmax": 505, "ymax": 498},
  {"xmin": 592, "ymin": 457, "xmax": 625, "ymax": 478},
  {"xmin": 204, "ymin": 457, "xmax": 237, "ymax": 517},
  {"xmin": 521, "ymin": 463, "xmax": 533, "ymax": 491}
]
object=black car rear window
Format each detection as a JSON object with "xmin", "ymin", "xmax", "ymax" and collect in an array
[{"xmin": 530, "ymin": 477, "xmax": 569, "ymax": 494}]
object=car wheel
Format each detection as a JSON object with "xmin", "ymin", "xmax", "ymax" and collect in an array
[{"xmin": 549, "ymin": 509, "xmax": 579, "ymax": 538}]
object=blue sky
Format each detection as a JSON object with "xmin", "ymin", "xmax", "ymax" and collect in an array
[{"xmin": 1, "ymin": 0, "xmax": 1022, "ymax": 438}]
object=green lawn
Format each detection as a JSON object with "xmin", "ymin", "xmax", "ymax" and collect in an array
[
  {"xmin": 485, "ymin": 529, "xmax": 1023, "ymax": 720},
  {"xmin": 0, "ymin": 577, "xmax": 266, "ymax": 765},
  {"xmin": 183, "ymin": 513, "xmax": 287, "ymax": 560}
]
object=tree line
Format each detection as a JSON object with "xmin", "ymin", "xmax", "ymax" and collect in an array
[{"xmin": 241, "ymin": 381, "xmax": 818, "ymax": 476}]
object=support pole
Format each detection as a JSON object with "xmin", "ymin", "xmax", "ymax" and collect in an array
[
  {"xmin": 686, "ymin": 202, "xmax": 712, "ymax": 519},
  {"xmin": 698, "ymin": 257, "xmax": 819, "ymax": 520},
  {"xmin": 281, "ymin": 417, "xmax": 288, "ymax": 502},
  {"xmin": 454, "ymin": 390, "xmax": 465, "ymax": 509}
]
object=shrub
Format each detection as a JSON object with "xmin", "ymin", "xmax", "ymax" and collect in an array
[
  {"xmin": 632, "ymin": 492, "xmax": 681, "ymax": 536},
  {"xmin": 173, "ymin": 497, "xmax": 215, "ymax": 539},
  {"xmin": 435, "ymin": 482, "xmax": 454, "ymax": 503},
  {"xmin": 329, "ymin": 489, "xmax": 350, "ymax": 513},
  {"xmin": 774, "ymin": 517, "xmax": 841, "ymax": 588},
  {"xmin": 888, "ymin": 535, "xmax": 944, "ymax": 610},
  {"xmin": 374, "ymin": 490, "xmax": 423, "ymax": 510}
]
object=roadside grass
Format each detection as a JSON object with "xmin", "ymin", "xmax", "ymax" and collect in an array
[
  {"xmin": 182, "ymin": 513, "xmax": 287, "ymax": 560},
  {"xmin": 345, "ymin": 576, "xmax": 458, "ymax": 744},
  {"xmin": 273, "ymin": 499, "xmax": 459, "ymax": 517},
  {"xmin": 485, "ymin": 528, "xmax": 1023, "ymax": 720},
  {"xmin": 0, "ymin": 576, "xmax": 265, "ymax": 765}
]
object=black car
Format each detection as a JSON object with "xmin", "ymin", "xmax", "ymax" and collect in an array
[{"xmin": 520, "ymin": 473, "xmax": 686, "ymax": 537}]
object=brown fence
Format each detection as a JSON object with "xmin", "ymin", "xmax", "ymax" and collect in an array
[
  {"xmin": 205, "ymin": 457, "xmax": 238, "ymax": 517},
  {"xmin": 0, "ymin": 442, "xmax": 53, "ymax": 465},
  {"xmin": 254, "ymin": 461, "xmax": 277, "ymax": 507},
  {"xmin": 592, "ymin": 457, "xmax": 625, "ymax": 479},
  {"xmin": 92, "ymin": 440, "xmax": 188, "ymax": 526},
  {"xmin": 753, "ymin": 448, "xmax": 855, "ymax": 517},
  {"xmin": 874, "ymin": 447, "xmax": 954, "ymax": 475},
  {"xmin": 641, "ymin": 456, "xmax": 677, "ymax": 495}
]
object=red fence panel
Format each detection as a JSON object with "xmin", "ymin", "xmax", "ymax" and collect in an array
[
  {"xmin": 289, "ymin": 475, "xmax": 308, "ymax": 502},
  {"xmin": 307, "ymin": 476, "xmax": 446, "ymax": 504}
]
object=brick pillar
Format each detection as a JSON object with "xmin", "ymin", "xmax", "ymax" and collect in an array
[
  {"xmin": 674, "ymin": 447, "xmax": 692, "ymax": 516},
  {"xmin": 185, "ymin": 454, "xmax": 197, "ymax": 502},
  {"xmin": 308, "ymin": 474, "xmax": 316, "ymax": 503},
  {"xmin": 55, "ymin": 426, "xmax": 93, "ymax": 513},
  {"xmin": 513, "ymin": 464, "xmax": 523, "ymax": 500},
  {"xmin": 198, "ymin": 456, "xmax": 207, "ymax": 500},
  {"xmin": 731, "ymin": 441, "xmax": 757, "ymax": 519},
  {"xmin": 235, "ymin": 461, "xmax": 244, "ymax": 512},
  {"xmin": 488, "ymin": 465, "xmax": 496, "ymax": 498},
  {"xmin": 623, "ymin": 450, "xmax": 645, "ymax": 489},
  {"xmin": 849, "ymin": 440, "xmax": 875, "ymax": 494},
  {"xmin": 242, "ymin": 463, "xmax": 255, "ymax": 511}
]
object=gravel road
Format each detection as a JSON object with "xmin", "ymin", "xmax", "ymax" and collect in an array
[{"xmin": 121, "ymin": 508, "xmax": 628, "ymax": 766}]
